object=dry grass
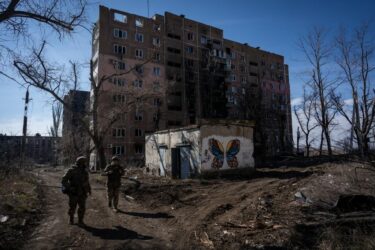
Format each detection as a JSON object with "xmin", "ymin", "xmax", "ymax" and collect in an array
[{"xmin": 0, "ymin": 169, "xmax": 43, "ymax": 250}]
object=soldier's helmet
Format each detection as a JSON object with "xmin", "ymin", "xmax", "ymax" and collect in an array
[
  {"xmin": 111, "ymin": 156, "xmax": 120, "ymax": 162},
  {"xmin": 76, "ymin": 156, "xmax": 87, "ymax": 166}
]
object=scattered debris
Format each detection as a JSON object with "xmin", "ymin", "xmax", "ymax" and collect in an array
[
  {"xmin": 223, "ymin": 230, "xmax": 235, "ymax": 236},
  {"xmin": 294, "ymin": 191, "xmax": 312, "ymax": 204},
  {"xmin": 0, "ymin": 215, "xmax": 9, "ymax": 223},
  {"xmin": 125, "ymin": 195, "xmax": 135, "ymax": 201},
  {"xmin": 200, "ymin": 232, "xmax": 214, "ymax": 249},
  {"xmin": 21, "ymin": 218, "xmax": 27, "ymax": 226}
]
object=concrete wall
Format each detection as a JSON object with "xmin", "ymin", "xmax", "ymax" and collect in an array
[
  {"xmin": 145, "ymin": 123, "xmax": 254, "ymax": 178},
  {"xmin": 145, "ymin": 128, "xmax": 200, "ymax": 176},
  {"xmin": 200, "ymin": 124, "xmax": 254, "ymax": 171}
]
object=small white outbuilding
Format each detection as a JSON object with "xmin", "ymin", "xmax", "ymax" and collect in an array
[{"xmin": 145, "ymin": 120, "xmax": 255, "ymax": 178}]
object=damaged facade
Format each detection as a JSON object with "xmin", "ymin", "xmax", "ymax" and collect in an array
[
  {"xmin": 145, "ymin": 120, "xmax": 255, "ymax": 178},
  {"xmin": 62, "ymin": 90, "xmax": 90, "ymax": 163},
  {"xmin": 91, "ymin": 6, "xmax": 292, "ymax": 166}
]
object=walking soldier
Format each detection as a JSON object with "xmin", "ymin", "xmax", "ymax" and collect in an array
[
  {"xmin": 62, "ymin": 156, "xmax": 91, "ymax": 225},
  {"xmin": 103, "ymin": 156, "xmax": 125, "ymax": 212}
]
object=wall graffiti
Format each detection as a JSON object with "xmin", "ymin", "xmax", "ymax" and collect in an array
[{"xmin": 208, "ymin": 138, "xmax": 240, "ymax": 169}]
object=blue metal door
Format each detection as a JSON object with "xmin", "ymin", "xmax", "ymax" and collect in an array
[{"xmin": 180, "ymin": 147, "xmax": 190, "ymax": 179}]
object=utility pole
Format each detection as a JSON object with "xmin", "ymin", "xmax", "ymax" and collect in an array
[
  {"xmin": 147, "ymin": 0, "xmax": 150, "ymax": 17},
  {"xmin": 20, "ymin": 86, "xmax": 30, "ymax": 168}
]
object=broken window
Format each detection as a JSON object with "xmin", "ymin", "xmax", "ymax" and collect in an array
[
  {"xmin": 112, "ymin": 77, "xmax": 126, "ymax": 86},
  {"xmin": 167, "ymin": 61, "xmax": 181, "ymax": 68},
  {"xmin": 133, "ymin": 79, "xmax": 143, "ymax": 88},
  {"xmin": 112, "ymin": 145, "xmax": 125, "ymax": 155},
  {"xmin": 134, "ymin": 144, "xmax": 143, "ymax": 154},
  {"xmin": 153, "ymin": 37, "xmax": 160, "ymax": 46},
  {"xmin": 187, "ymin": 32, "xmax": 194, "ymax": 41},
  {"xmin": 153, "ymin": 23, "xmax": 161, "ymax": 32},
  {"xmin": 135, "ymin": 49, "xmax": 144, "ymax": 59},
  {"xmin": 153, "ymin": 67, "xmax": 161, "ymax": 76},
  {"xmin": 135, "ymin": 18, "xmax": 144, "ymax": 27},
  {"xmin": 135, "ymin": 33, "xmax": 144, "ymax": 42},
  {"xmin": 185, "ymin": 46, "xmax": 194, "ymax": 54},
  {"xmin": 135, "ymin": 128, "xmax": 143, "ymax": 137},
  {"xmin": 154, "ymin": 52, "xmax": 161, "ymax": 61},
  {"xmin": 112, "ymin": 128, "xmax": 126, "ymax": 137},
  {"xmin": 167, "ymin": 47, "xmax": 181, "ymax": 54},
  {"xmin": 114, "ymin": 13, "xmax": 127, "ymax": 23},
  {"xmin": 113, "ymin": 44, "xmax": 126, "ymax": 55},
  {"xmin": 135, "ymin": 111, "xmax": 143, "ymax": 121},
  {"xmin": 113, "ymin": 28, "xmax": 127, "ymax": 39},
  {"xmin": 167, "ymin": 33, "xmax": 181, "ymax": 40},
  {"xmin": 135, "ymin": 65, "xmax": 144, "ymax": 74},
  {"xmin": 200, "ymin": 35, "xmax": 207, "ymax": 44},
  {"xmin": 113, "ymin": 60, "xmax": 126, "ymax": 70},
  {"xmin": 153, "ymin": 98, "xmax": 161, "ymax": 107}
]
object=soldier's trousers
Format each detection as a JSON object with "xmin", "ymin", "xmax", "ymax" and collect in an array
[
  {"xmin": 107, "ymin": 186, "xmax": 120, "ymax": 209},
  {"xmin": 68, "ymin": 195, "xmax": 86, "ymax": 220}
]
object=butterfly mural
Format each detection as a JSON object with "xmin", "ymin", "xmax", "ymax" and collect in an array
[{"xmin": 208, "ymin": 138, "xmax": 240, "ymax": 169}]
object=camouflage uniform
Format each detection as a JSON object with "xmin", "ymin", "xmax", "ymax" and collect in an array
[
  {"xmin": 104, "ymin": 157, "xmax": 124, "ymax": 210},
  {"xmin": 62, "ymin": 156, "xmax": 91, "ymax": 225}
]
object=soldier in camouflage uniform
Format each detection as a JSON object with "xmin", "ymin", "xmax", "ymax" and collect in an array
[
  {"xmin": 103, "ymin": 156, "xmax": 124, "ymax": 212},
  {"xmin": 62, "ymin": 156, "xmax": 91, "ymax": 225}
]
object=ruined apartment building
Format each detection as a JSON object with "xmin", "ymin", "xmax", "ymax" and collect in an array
[
  {"xmin": 91, "ymin": 5, "xmax": 292, "ymax": 164},
  {"xmin": 62, "ymin": 90, "xmax": 90, "ymax": 164}
]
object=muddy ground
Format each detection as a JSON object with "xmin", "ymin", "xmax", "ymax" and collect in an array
[{"xmin": 1, "ymin": 162, "xmax": 375, "ymax": 249}]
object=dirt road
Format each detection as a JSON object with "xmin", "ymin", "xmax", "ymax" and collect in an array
[
  {"xmin": 22, "ymin": 163, "xmax": 375, "ymax": 249},
  {"xmin": 25, "ymin": 168, "xmax": 174, "ymax": 250}
]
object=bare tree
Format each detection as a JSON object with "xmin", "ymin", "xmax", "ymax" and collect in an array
[
  {"xmin": 49, "ymin": 102, "xmax": 62, "ymax": 137},
  {"xmin": 294, "ymin": 87, "xmax": 319, "ymax": 157},
  {"xmin": 0, "ymin": 0, "xmax": 87, "ymax": 79},
  {"xmin": 299, "ymin": 27, "xmax": 337, "ymax": 156},
  {"xmin": 13, "ymin": 41, "xmax": 159, "ymax": 169},
  {"xmin": 331, "ymin": 23, "xmax": 375, "ymax": 158}
]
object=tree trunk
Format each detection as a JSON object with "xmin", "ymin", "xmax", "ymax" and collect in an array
[
  {"xmin": 305, "ymin": 135, "xmax": 310, "ymax": 157},
  {"xmin": 324, "ymin": 128, "xmax": 332, "ymax": 156},
  {"xmin": 97, "ymin": 145, "xmax": 107, "ymax": 170},
  {"xmin": 319, "ymin": 130, "xmax": 324, "ymax": 155}
]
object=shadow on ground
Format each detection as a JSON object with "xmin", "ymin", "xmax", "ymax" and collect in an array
[
  {"xmin": 82, "ymin": 225, "xmax": 153, "ymax": 241},
  {"xmin": 120, "ymin": 211, "xmax": 174, "ymax": 219}
]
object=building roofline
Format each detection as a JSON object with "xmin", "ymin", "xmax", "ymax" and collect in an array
[
  {"xmin": 224, "ymin": 38, "xmax": 284, "ymax": 58},
  {"xmin": 97, "ymin": 5, "xmax": 285, "ymax": 60},
  {"xmin": 146, "ymin": 119, "xmax": 255, "ymax": 135}
]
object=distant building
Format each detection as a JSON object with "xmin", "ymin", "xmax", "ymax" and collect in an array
[
  {"xmin": 0, "ymin": 133, "xmax": 59, "ymax": 164},
  {"xmin": 90, "ymin": 5, "xmax": 292, "ymax": 166},
  {"xmin": 145, "ymin": 120, "xmax": 255, "ymax": 178},
  {"xmin": 61, "ymin": 90, "xmax": 90, "ymax": 163}
]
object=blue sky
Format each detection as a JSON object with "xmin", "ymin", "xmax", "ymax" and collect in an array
[{"xmin": 0, "ymin": 0, "xmax": 374, "ymax": 136}]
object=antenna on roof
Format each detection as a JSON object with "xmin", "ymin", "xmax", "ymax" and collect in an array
[{"xmin": 147, "ymin": 0, "xmax": 150, "ymax": 18}]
